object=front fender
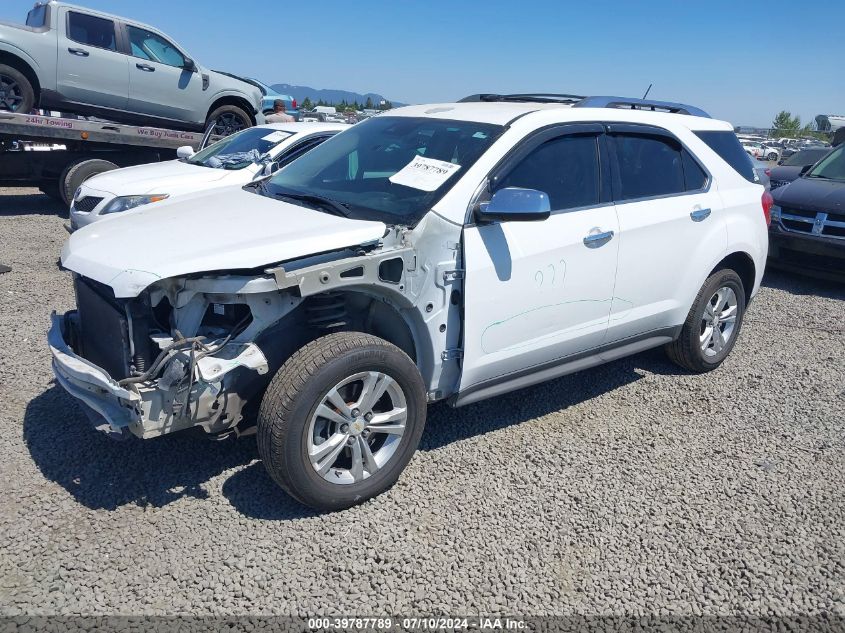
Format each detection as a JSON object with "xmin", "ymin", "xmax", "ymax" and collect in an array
[{"xmin": 0, "ymin": 38, "xmax": 52, "ymax": 90}]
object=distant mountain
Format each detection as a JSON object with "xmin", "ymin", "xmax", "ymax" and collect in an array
[{"xmin": 270, "ymin": 83, "xmax": 405, "ymax": 108}]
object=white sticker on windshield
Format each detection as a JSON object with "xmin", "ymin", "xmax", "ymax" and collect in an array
[
  {"xmin": 389, "ymin": 155, "xmax": 461, "ymax": 191},
  {"xmin": 261, "ymin": 131, "xmax": 290, "ymax": 143}
]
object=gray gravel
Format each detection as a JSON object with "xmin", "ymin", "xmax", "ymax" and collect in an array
[{"xmin": 1, "ymin": 187, "xmax": 843, "ymax": 618}]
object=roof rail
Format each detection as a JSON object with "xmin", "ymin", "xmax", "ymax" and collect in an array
[
  {"xmin": 572, "ymin": 96, "xmax": 711, "ymax": 118},
  {"xmin": 459, "ymin": 93, "xmax": 585, "ymax": 104}
]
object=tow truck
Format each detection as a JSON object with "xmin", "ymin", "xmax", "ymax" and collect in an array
[{"xmin": 0, "ymin": 111, "xmax": 217, "ymax": 205}]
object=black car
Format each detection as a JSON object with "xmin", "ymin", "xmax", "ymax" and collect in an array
[
  {"xmin": 770, "ymin": 148, "xmax": 831, "ymax": 190},
  {"xmin": 769, "ymin": 144, "xmax": 845, "ymax": 279}
]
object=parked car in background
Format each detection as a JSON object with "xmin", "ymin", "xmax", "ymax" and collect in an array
[
  {"xmin": 50, "ymin": 94, "xmax": 769, "ymax": 510},
  {"xmin": 247, "ymin": 78, "xmax": 299, "ymax": 119},
  {"xmin": 751, "ymin": 157, "xmax": 771, "ymax": 190},
  {"xmin": 69, "ymin": 122, "xmax": 345, "ymax": 230},
  {"xmin": 760, "ymin": 143, "xmax": 781, "ymax": 162},
  {"xmin": 0, "ymin": 2, "xmax": 263, "ymax": 134},
  {"xmin": 742, "ymin": 142, "xmax": 779, "ymax": 161},
  {"xmin": 769, "ymin": 142, "xmax": 845, "ymax": 279},
  {"xmin": 770, "ymin": 147, "xmax": 831, "ymax": 189}
]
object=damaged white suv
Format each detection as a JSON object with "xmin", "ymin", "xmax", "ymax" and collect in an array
[{"xmin": 50, "ymin": 94, "xmax": 770, "ymax": 510}]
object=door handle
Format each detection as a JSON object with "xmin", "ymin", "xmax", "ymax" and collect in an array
[
  {"xmin": 67, "ymin": 47, "xmax": 89, "ymax": 57},
  {"xmin": 136, "ymin": 63, "xmax": 156, "ymax": 72},
  {"xmin": 583, "ymin": 230, "xmax": 614, "ymax": 248},
  {"xmin": 690, "ymin": 208, "xmax": 711, "ymax": 222}
]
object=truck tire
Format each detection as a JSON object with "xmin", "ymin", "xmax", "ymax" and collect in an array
[
  {"xmin": 205, "ymin": 104, "xmax": 253, "ymax": 137},
  {"xmin": 257, "ymin": 332, "xmax": 427, "ymax": 512},
  {"xmin": 60, "ymin": 159, "xmax": 119, "ymax": 207},
  {"xmin": 665, "ymin": 269, "xmax": 746, "ymax": 373},
  {"xmin": 0, "ymin": 64, "xmax": 35, "ymax": 113}
]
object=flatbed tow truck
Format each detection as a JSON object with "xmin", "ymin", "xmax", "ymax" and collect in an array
[{"xmin": 0, "ymin": 112, "xmax": 217, "ymax": 206}]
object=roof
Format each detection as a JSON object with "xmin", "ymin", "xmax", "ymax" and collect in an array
[{"xmin": 388, "ymin": 101, "xmax": 732, "ymax": 131}]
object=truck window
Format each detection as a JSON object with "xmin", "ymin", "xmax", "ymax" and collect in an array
[
  {"xmin": 68, "ymin": 12, "xmax": 117, "ymax": 51},
  {"xmin": 25, "ymin": 5, "xmax": 47, "ymax": 27},
  {"xmin": 126, "ymin": 26, "xmax": 186, "ymax": 68}
]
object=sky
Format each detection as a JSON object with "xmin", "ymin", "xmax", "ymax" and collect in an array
[{"xmin": 3, "ymin": 0, "xmax": 843, "ymax": 128}]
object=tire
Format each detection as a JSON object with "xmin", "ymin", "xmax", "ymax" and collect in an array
[
  {"xmin": 257, "ymin": 332, "xmax": 427, "ymax": 511},
  {"xmin": 59, "ymin": 159, "xmax": 119, "ymax": 207},
  {"xmin": 665, "ymin": 269, "xmax": 746, "ymax": 373},
  {"xmin": 204, "ymin": 104, "xmax": 253, "ymax": 138},
  {"xmin": 0, "ymin": 64, "xmax": 35, "ymax": 113},
  {"xmin": 767, "ymin": 152, "xmax": 778, "ymax": 161}
]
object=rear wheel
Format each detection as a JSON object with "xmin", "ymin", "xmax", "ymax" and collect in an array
[
  {"xmin": 767, "ymin": 152, "xmax": 778, "ymax": 161},
  {"xmin": 0, "ymin": 64, "xmax": 34, "ymax": 113},
  {"xmin": 205, "ymin": 104, "xmax": 252, "ymax": 137},
  {"xmin": 60, "ymin": 159, "xmax": 119, "ymax": 207},
  {"xmin": 257, "ymin": 332, "xmax": 427, "ymax": 511},
  {"xmin": 665, "ymin": 269, "xmax": 746, "ymax": 373}
]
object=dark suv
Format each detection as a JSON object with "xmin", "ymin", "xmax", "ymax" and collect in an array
[{"xmin": 769, "ymin": 143, "xmax": 845, "ymax": 279}]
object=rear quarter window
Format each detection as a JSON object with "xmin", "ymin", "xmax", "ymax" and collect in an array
[{"xmin": 695, "ymin": 131, "xmax": 755, "ymax": 183}]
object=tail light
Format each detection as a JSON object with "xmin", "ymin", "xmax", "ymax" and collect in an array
[
  {"xmin": 291, "ymin": 99, "xmax": 297, "ymax": 110},
  {"xmin": 761, "ymin": 191, "xmax": 774, "ymax": 226}
]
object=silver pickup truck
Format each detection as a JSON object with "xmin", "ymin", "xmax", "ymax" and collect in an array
[{"xmin": 0, "ymin": 1, "xmax": 264, "ymax": 134}]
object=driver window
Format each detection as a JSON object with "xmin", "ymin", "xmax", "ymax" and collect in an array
[
  {"xmin": 497, "ymin": 134, "xmax": 601, "ymax": 211},
  {"xmin": 126, "ymin": 25, "xmax": 186, "ymax": 67}
]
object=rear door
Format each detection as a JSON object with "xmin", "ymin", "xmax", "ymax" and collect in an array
[
  {"xmin": 459, "ymin": 124, "xmax": 620, "ymax": 391},
  {"xmin": 603, "ymin": 124, "xmax": 727, "ymax": 343},
  {"xmin": 123, "ymin": 23, "xmax": 206, "ymax": 125},
  {"xmin": 56, "ymin": 8, "xmax": 128, "ymax": 109}
]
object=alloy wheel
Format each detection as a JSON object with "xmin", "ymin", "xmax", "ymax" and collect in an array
[
  {"xmin": 212, "ymin": 112, "xmax": 247, "ymax": 137},
  {"xmin": 0, "ymin": 74, "xmax": 24, "ymax": 112},
  {"xmin": 700, "ymin": 286, "xmax": 738, "ymax": 357},
  {"xmin": 307, "ymin": 371, "xmax": 407, "ymax": 485}
]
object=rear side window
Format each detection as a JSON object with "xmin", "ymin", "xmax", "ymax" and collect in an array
[
  {"xmin": 612, "ymin": 133, "xmax": 708, "ymax": 201},
  {"xmin": 67, "ymin": 12, "xmax": 116, "ymax": 51},
  {"xmin": 497, "ymin": 134, "xmax": 601, "ymax": 211},
  {"xmin": 25, "ymin": 5, "xmax": 47, "ymax": 27},
  {"xmin": 695, "ymin": 131, "xmax": 755, "ymax": 182}
]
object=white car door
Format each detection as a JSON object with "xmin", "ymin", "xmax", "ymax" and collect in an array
[
  {"xmin": 123, "ymin": 23, "xmax": 206, "ymax": 125},
  {"xmin": 603, "ymin": 125, "xmax": 727, "ymax": 343},
  {"xmin": 459, "ymin": 125, "xmax": 620, "ymax": 392},
  {"xmin": 56, "ymin": 8, "xmax": 129, "ymax": 110}
]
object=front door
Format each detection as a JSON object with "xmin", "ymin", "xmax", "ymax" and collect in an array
[
  {"xmin": 460, "ymin": 126, "xmax": 620, "ymax": 391},
  {"xmin": 124, "ymin": 24, "xmax": 205, "ymax": 125},
  {"xmin": 56, "ymin": 8, "xmax": 128, "ymax": 110}
]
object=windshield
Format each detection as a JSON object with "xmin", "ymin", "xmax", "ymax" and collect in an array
[
  {"xmin": 806, "ymin": 145, "xmax": 845, "ymax": 181},
  {"xmin": 783, "ymin": 149, "xmax": 829, "ymax": 167},
  {"xmin": 187, "ymin": 127, "xmax": 292, "ymax": 170},
  {"xmin": 265, "ymin": 116, "xmax": 504, "ymax": 224}
]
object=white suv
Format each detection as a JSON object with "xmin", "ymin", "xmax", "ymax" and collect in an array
[{"xmin": 49, "ymin": 94, "xmax": 770, "ymax": 510}]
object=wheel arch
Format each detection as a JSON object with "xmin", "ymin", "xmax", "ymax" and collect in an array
[
  {"xmin": 709, "ymin": 251, "xmax": 756, "ymax": 305},
  {"xmin": 0, "ymin": 50, "xmax": 41, "ymax": 103}
]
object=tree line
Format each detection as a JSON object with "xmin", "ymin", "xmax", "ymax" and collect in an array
[
  {"xmin": 770, "ymin": 111, "xmax": 828, "ymax": 141},
  {"xmin": 299, "ymin": 96, "xmax": 394, "ymax": 112}
]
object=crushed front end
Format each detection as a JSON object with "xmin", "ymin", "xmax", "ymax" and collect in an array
[{"xmin": 49, "ymin": 274, "xmax": 272, "ymax": 439}]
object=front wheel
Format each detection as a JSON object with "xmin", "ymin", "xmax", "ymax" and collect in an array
[
  {"xmin": 0, "ymin": 64, "xmax": 35, "ymax": 113},
  {"xmin": 665, "ymin": 269, "xmax": 746, "ymax": 373},
  {"xmin": 205, "ymin": 104, "xmax": 252, "ymax": 138},
  {"xmin": 767, "ymin": 152, "xmax": 778, "ymax": 161},
  {"xmin": 257, "ymin": 332, "xmax": 427, "ymax": 511}
]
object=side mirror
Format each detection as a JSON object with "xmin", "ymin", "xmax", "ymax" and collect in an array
[
  {"xmin": 476, "ymin": 187, "xmax": 551, "ymax": 223},
  {"xmin": 799, "ymin": 164, "xmax": 813, "ymax": 175},
  {"xmin": 183, "ymin": 57, "xmax": 197, "ymax": 72},
  {"xmin": 176, "ymin": 145, "xmax": 195, "ymax": 159},
  {"xmin": 258, "ymin": 162, "xmax": 278, "ymax": 178}
]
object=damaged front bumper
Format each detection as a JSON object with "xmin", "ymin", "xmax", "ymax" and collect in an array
[{"xmin": 48, "ymin": 312, "xmax": 268, "ymax": 439}]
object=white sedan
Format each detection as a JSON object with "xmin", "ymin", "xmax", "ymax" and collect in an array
[{"xmin": 69, "ymin": 122, "xmax": 347, "ymax": 231}]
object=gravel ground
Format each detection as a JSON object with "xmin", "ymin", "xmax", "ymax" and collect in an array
[{"xmin": 0, "ymin": 187, "xmax": 843, "ymax": 618}]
